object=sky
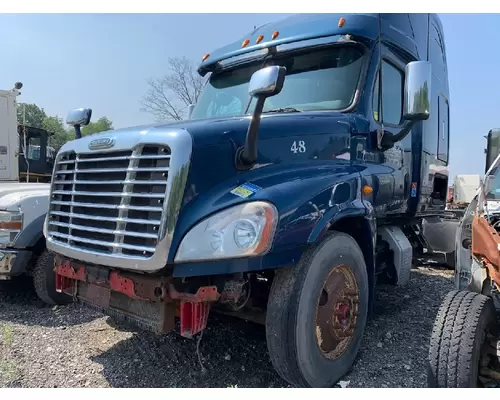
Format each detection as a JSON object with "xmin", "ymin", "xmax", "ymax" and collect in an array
[{"xmin": 0, "ymin": 13, "xmax": 498, "ymax": 180}]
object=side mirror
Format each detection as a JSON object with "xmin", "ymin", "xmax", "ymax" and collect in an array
[
  {"xmin": 485, "ymin": 174, "xmax": 496, "ymax": 195},
  {"xmin": 248, "ymin": 65, "xmax": 286, "ymax": 99},
  {"xmin": 236, "ymin": 65, "xmax": 287, "ymax": 170},
  {"xmin": 404, "ymin": 61, "xmax": 432, "ymax": 121},
  {"xmin": 66, "ymin": 108, "xmax": 92, "ymax": 127},
  {"xmin": 187, "ymin": 104, "xmax": 195, "ymax": 119},
  {"xmin": 66, "ymin": 108, "xmax": 92, "ymax": 139},
  {"xmin": 485, "ymin": 129, "xmax": 500, "ymax": 174}
]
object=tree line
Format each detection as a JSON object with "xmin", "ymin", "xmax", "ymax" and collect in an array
[
  {"xmin": 17, "ymin": 56, "xmax": 206, "ymax": 149},
  {"xmin": 17, "ymin": 103, "xmax": 113, "ymax": 149}
]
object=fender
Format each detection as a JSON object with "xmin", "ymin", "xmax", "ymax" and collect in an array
[
  {"xmin": 308, "ymin": 192, "xmax": 377, "ymax": 317},
  {"xmin": 12, "ymin": 212, "xmax": 46, "ymax": 248},
  {"xmin": 0, "ymin": 185, "xmax": 50, "ymax": 249},
  {"xmin": 171, "ymin": 162, "xmax": 366, "ymax": 277}
]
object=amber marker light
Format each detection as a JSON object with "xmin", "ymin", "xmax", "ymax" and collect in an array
[{"xmin": 362, "ymin": 185, "xmax": 373, "ymax": 195}]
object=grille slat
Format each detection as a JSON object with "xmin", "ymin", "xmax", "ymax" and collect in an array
[
  {"xmin": 49, "ymin": 221, "xmax": 158, "ymax": 239},
  {"xmin": 49, "ymin": 231, "xmax": 156, "ymax": 253},
  {"xmin": 55, "ymin": 166, "xmax": 170, "ymax": 175},
  {"xmin": 57, "ymin": 154, "xmax": 171, "ymax": 164},
  {"xmin": 53, "ymin": 179, "xmax": 167, "ymax": 186},
  {"xmin": 49, "ymin": 210, "xmax": 161, "ymax": 226},
  {"xmin": 50, "ymin": 200, "xmax": 163, "ymax": 212},
  {"xmin": 52, "ymin": 190, "xmax": 165, "ymax": 199},
  {"xmin": 47, "ymin": 145, "xmax": 170, "ymax": 258}
]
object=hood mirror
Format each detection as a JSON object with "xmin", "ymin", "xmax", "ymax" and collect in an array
[
  {"xmin": 66, "ymin": 108, "xmax": 92, "ymax": 139},
  {"xmin": 404, "ymin": 61, "xmax": 432, "ymax": 121},
  {"xmin": 236, "ymin": 65, "xmax": 287, "ymax": 170},
  {"xmin": 67, "ymin": 108, "xmax": 92, "ymax": 127}
]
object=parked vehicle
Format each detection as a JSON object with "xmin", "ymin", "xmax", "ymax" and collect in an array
[
  {"xmin": 428, "ymin": 129, "xmax": 500, "ymax": 388},
  {"xmin": 445, "ymin": 174, "xmax": 480, "ymax": 219},
  {"xmin": 46, "ymin": 13, "xmax": 451, "ymax": 387},
  {"xmin": 0, "ymin": 83, "xmax": 72, "ymax": 305}
]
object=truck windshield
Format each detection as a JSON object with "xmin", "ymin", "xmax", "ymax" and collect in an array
[{"xmin": 191, "ymin": 46, "xmax": 364, "ymax": 120}]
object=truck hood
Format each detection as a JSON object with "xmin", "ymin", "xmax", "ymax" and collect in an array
[
  {"xmin": 63, "ymin": 111, "xmax": 368, "ymax": 212},
  {"xmin": 154, "ymin": 111, "xmax": 363, "ymax": 147},
  {"xmin": 0, "ymin": 182, "xmax": 50, "ymax": 210},
  {"xmin": 77, "ymin": 111, "xmax": 365, "ymax": 149}
]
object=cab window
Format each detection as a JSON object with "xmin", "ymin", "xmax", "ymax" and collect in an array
[{"xmin": 372, "ymin": 61, "xmax": 404, "ymax": 125}]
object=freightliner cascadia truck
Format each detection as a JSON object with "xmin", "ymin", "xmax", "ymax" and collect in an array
[{"xmin": 43, "ymin": 13, "xmax": 451, "ymax": 387}]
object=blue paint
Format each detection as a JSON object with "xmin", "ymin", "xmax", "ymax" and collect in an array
[{"xmin": 163, "ymin": 13, "xmax": 450, "ymax": 278}]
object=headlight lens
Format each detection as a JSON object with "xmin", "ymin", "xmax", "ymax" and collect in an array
[
  {"xmin": 0, "ymin": 211, "xmax": 23, "ymax": 248},
  {"xmin": 175, "ymin": 201, "xmax": 278, "ymax": 262}
]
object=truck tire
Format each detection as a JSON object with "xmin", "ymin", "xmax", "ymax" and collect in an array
[
  {"xmin": 428, "ymin": 290, "xmax": 497, "ymax": 387},
  {"xmin": 265, "ymin": 231, "xmax": 369, "ymax": 387},
  {"xmin": 33, "ymin": 250, "xmax": 73, "ymax": 306}
]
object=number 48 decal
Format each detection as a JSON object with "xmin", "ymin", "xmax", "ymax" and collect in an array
[{"xmin": 290, "ymin": 140, "xmax": 306, "ymax": 154}]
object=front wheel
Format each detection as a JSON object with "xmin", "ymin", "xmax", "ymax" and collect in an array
[
  {"xmin": 33, "ymin": 250, "xmax": 73, "ymax": 306},
  {"xmin": 265, "ymin": 231, "xmax": 369, "ymax": 387},
  {"xmin": 428, "ymin": 290, "xmax": 498, "ymax": 387}
]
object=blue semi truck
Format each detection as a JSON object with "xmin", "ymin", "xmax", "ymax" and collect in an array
[{"xmin": 43, "ymin": 13, "xmax": 450, "ymax": 387}]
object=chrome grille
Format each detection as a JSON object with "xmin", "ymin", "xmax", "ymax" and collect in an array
[{"xmin": 47, "ymin": 145, "xmax": 171, "ymax": 258}]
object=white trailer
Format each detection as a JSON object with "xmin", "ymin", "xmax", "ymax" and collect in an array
[
  {"xmin": 453, "ymin": 174, "xmax": 481, "ymax": 204},
  {"xmin": 0, "ymin": 83, "xmax": 71, "ymax": 305}
]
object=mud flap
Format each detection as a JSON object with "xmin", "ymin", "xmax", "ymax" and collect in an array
[{"xmin": 377, "ymin": 226, "xmax": 412, "ymax": 286}]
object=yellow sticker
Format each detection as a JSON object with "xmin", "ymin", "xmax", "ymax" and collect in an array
[
  {"xmin": 230, "ymin": 182, "xmax": 262, "ymax": 198},
  {"xmin": 230, "ymin": 186, "xmax": 253, "ymax": 198}
]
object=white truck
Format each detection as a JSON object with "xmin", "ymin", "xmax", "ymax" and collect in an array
[
  {"xmin": 452, "ymin": 174, "xmax": 481, "ymax": 204},
  {"xmin": 0, "ymin": 83, "xmax": 71, "ymax": 305}
]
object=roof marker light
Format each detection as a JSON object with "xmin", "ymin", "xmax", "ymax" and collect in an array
[
  {"xmin": 202, "ymin": 53, "xmax": 210, "ymax": 62},
  {"xmin": 338, "ymin": 17, "xmax": 345, "ymax": 28},
  {"xmin": 271, "ymin": 31, "xmax": 279, "ymax": 40},
  {"xmin": 242, "ymin": 39, "xmax": 250, "ymax": 48},
  {"xmin": 362, "ymin": 185, "xmax": 373, "ymax": 195},
  {"xmin": 256, "ymin": 35, "xmax": 264, "ymax": 44}
]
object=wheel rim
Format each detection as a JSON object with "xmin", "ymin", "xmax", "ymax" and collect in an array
[{"xmin": 314, "ymin": 264, "xmax": 360, "ymax": 360}]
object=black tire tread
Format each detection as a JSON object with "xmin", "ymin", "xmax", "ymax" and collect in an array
[
  {"xmin": 32, "ymin": 250, "xmax": 72, "ymax": 306},
  {"xmin": 266, "ymin": 231, "xmax": 367, "ymax": 387},
  {"xmin": 428, "ymin": 290, "xmax": 496, "ymax": 387}
]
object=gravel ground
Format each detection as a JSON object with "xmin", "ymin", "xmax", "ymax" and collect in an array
[{"xmin": 0, "ymin": 265, "xmax": 453, "ymax": 388}]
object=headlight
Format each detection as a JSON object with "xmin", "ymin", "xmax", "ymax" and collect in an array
[
  {"xmin": 0, "ymin": 211, "xmax": 23, "ymax": 248},
  {"xmin": 175, "ymin": 201, "xmax": 278, "ymax": 263}
]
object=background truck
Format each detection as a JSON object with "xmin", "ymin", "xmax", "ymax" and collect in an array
[
  {"xmin": 0, "ymin": 83, "xmax": 70, "ymax": 305},
  {"xmin": 46, "ymin": 13, "xmax": 451, "ymax": 387},
  {"xmin": 428, "ymin": 129, "xmax": 500, "ymax": 388},
  {"xmin": 446, "ymin": 174, "xmax": 481, "ymax": 218}
]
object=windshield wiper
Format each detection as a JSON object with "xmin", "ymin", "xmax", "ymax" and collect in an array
[{"xmin": 262, "ymin": 107, "xmax": 302, "ymax": 114}]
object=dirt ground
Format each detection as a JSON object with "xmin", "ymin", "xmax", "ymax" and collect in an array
[{"xmin": 0, "ymin": 265, "xmax": 453, "ymax": 388}]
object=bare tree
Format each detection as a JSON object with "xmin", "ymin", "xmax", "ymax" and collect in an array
[{"xmin": 141, "ymin": 57, "xmax": 207, "ymax": 121}]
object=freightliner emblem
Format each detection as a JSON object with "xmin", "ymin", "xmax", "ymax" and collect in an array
[{"xmin": 88, "ymin": 137, "xmax": 116, "ymax": 150}]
